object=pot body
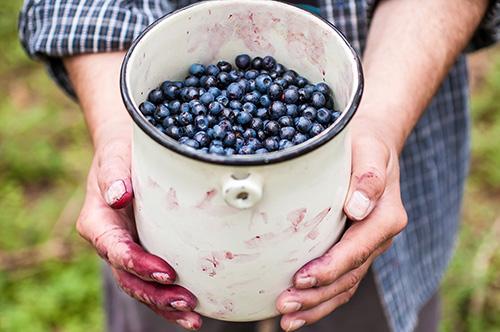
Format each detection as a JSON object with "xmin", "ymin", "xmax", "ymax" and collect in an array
[{"xmin": 122, "ymin": 0, "xmax": 362, "ymax": 321}]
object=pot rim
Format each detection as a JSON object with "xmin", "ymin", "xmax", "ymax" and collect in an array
[{"xmin": 120, "ymin": 0, "xmax": 363, "ymax": 166}]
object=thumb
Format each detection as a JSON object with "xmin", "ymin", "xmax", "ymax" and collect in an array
[
  {"xmin": 97, "ymin": 138, "xmax": 133, "ymax": 209},
  {"xmin": 344, "ymin": 136, "xmax": 389, "ymax": 221}
]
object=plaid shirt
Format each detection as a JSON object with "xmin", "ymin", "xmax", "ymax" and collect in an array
[{"xmin": 18, "ymin": 1, "xmax": 500, "ymax": 331}]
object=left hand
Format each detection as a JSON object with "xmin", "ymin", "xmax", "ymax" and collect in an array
[{"xmin": 275, "ymin": 118, "xmax": 408, "ymax": 331}]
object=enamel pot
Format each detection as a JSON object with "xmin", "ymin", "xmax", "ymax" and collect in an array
[{"xmin": 121, "ymin": 0, "xmax": 362, "ymax": 322}]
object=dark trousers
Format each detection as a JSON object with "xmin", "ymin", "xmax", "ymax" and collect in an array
[{"xmin": 103, "ymin": 266, "xmax": 439, "ymax": 332}]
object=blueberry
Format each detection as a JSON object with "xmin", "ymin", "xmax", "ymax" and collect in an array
[
  {"xmin": 229, "ymin": 70, "xmax": 241, "ymax": 82},
  {"xmin": 145, "ymin": 115, "xmax": 156, "ymax": 125},
  {"xmin": 286, "ymin": 104, "xmax": 299, "ymax": 118},
  {"xmin": 296, "ymin": 76, "xmax": 308, "ymax": 87},
  {"xmin": 200, "ymin": 147, "xmax": 209, "ymax": 153},
  {"xmin": 292, "ymin": 133, "xmax": 308, "ymax": 145},
  {"xmin": 208, "ymin": 101, "xmax": 223, "ymax": 115},
  {"xmin": 206, "ymin": 64, "xmax": 220, "ymax": 76},
  {"xmin": 162, "ymin": 85, "xmax": 179, "ymax": 99},
  {"xmin": 217, "ymin": 72, "xmax": 232, "ymax": 86},
  {"xmin": 245, "ymin": 69, "xmax": 259, "ymax": 80},
  {"xmin": 215, "ymin": 95, "xmax": 229, "ymax": 106},
  {"xmin": 180, "ymin": 102, "xmax": 191, "ymax": 113},
  {"xmin": 235, "ymin": 54, "xmax": 251, "ymax": 70},
  {"xmin": 223, "ymin": 132, "xmax": 237, "ymax": 147},
  {"xmin": 304, "ymin": 84, "xmax": 315, "ymax": 95},
  {"xmin": 207, "ymin": 114, "xmax": 218, "ymax": 126},
  {"xmin": 148, "ymin": 88, "xmax": 164, "ymax": 104},
  {"xmin": 259, "ymin": 95, "xmax": 271, "ymax": 107},
  {"xmin": 239, "ymin": 145, "xmax": 255, "ymax": 155},
  {"xmin": 178, "ymin": 136, "xmax": 189, "ymax": 144},
  {"xmin": 165, "ymin": 126, "xmax": 182, "ymax": 139},
  {"xmin": 229, "ymin": 100, "xmax": 242, "ymax": 110},
  {"xmin": 311, "ymin": 92, "xmax": 326, "ymax": 108},
  {"xmin": 251, "ymin": 117, "xmax": 264, "ymax": 131},
  {"xmin": 264, "ymin": 120, "xmax": 280, "ymax": 136},
  {"xmin": 298, "ymin": 88, "xmax": 312, "ymax": 102},
  {"xmin": 242, "ymin": 102, "xmax": 257, "ymax": 115},
  {"xmin": 282, "ymin": 71, "xmax": 297, "ymax": 85},
  {"xmin": 155, "ymin": 104, "xmax": 170, "ymax": 119},
  {"xmin": 217, "ymin": 60, "xmax": 232, "ymax": 72},
  {"xmin": 184, "ymin": 76, "xmax": 199, "ymax": 87},
  {"xmin": 255, "ymin": 148, "xmax": 268, "ymax": 154},
  {"xmin": 139, "ymin": 101, "xmax": 156, "ymax": 115},
  {"xmin": 278, "ymin": 116, "xmax": 293, "ymax": 127},
  {"xmin": 248, "ymin": 79, "xmax": 256, "ymax": 91},
  {"xmin": 274, "ymin": 78, "xmax": 288, "ymax": 88},
  {"xmin": 316, "ymin": 108, "xmax": 331, "ymax": 124},
  {"xmin": 213, "ymin": 124, "xmax": 227, "ymax": 140},
  {"xmin": 219, "ymin": 119, "xmax": 233, "ymax": 130},
  {"xmin": 257, "ymin": 130, "xmax": 266, "ymax": 140},
  {"xmin": 280, "ymin": 125, "xmax": 296, "ymax": 140},
  {"xmin": 186, "ymin": 87, "xmax": 199, "ymax": 100},
  {"xmin": 299, "ymin": 104, "xmax": 309, "ymax": 113},
  {"xmin": 209, "ymin": 144, "xmax": 225, "ymax": 155},
  {"xmin": 189, "ymin": 63, "xmax": 206, "ymax": 77},
  {"xmin": 243, "ymin": 128, "xmax": 257, "ymax": 139},
  {"xmin": 251, "ymin": 56, "xmax": 263, "ymax": 69},
  {"xmin": 256, "ymin": 108, "xmax": 269, "ymax": 119},
  {"xmin": 279, "ymin": 139, "xmax": 294, "ymax": 150},
  {"xmin": 220, "ymin": 108, "xmax": 232, "ymax": 120},
  {"xmin": 331, "ymin": 110, "xmax": 341, "ymax": 122},
  {"xmin": 208, "ymin": 87, "xmax": 221, "ymax": 97},
  {"xmin": 232, "ymin": 125, "xmax": 244, "ymax": 135},
  {"xmin": 303, "ymin": 106, "xmax": 317, "ymax": 120},
  {"xmin": 168, "ymin": 100, "xmax": 181, "ymax": 114},
  {"xmin": 155, "ymin": 124, "xmax": 164, "ymax": 132},
  {"xmin": 178, "ymin": 112, "xmax": 193, "ymax": 125},
  {"xmin": 264, "ymin": 137, "xmax": 279, "ymax": 151},
  {"xmin": 192, "ymin": 103, "xmax": 207, "ymax": 115},
  {"xmin": 269, "ymin": 71, "xmax": 279, "ymax": 79},
  {"xmin": 270, "ymin": 101, "xmax": 286, "ymax": 119},
  {"xmin": 268, "ymin": 83, "xmax": 283, "ymax": 100},
  {"xmin": 283, "ymin": 88, "xmax": 299, "ymax": 104},
  {"xmin": 235, "ymin": 137, "xmax": 244, "ymax": 150},
  {"xmin": 162, "ymin": 116, "xmax": 177, "ymax": 128},
  {"xmin": 194, "ymin": 115, "xmax": 209, "ymax": 131},
  {"xmin": 171, "ymin": 81, "xmax": 184, "ymax": 88},
  {"xmin": 309, "ymin": 123, "xmax": 325, "ymax": 137},
  {"xmin": 262, "ymin": 56, "xmax": 276, "ymax": 70},
  {"xmin": 183, "ymin": 124, "xmax": 196, "ymax": 138},
  {"xmin": 194, "ymin": 131, "xmax": 210, "ymax": 147},
  {"xmin": 237, "ymin": 111, "xmax": 252, "ymax": 126},
  {"xmin": 296, "ymin": 116, "xmax": 313, "ymax": 133},
  {"xmin": 247, "ymin": 137, "xmax": 263, "ymax": 149},
  {"xmin": 255, "ymin": 74, "xmax": 273, "ymax": 93},
  {"xmin": 207, "ymin": 128, "xmax": 215, "ymax": 139},
  {"xmin": 199, "ymin": 92, "xmax": 213, "ymax": 105},
  {"xmin": 244, "ymin": 91, "xmax": 261, "ymax": 104},
  {"xmin": 315, "ymin": 82, "xmax": 331, "ymax": 95},
  {"xmin": 273, "ymin": 63, "xmax": 286, "ymax": 76},
  {"xmin": 225, "ymin": 148, "xmax": 236, "ymax": 156},
  {"xmin": 227, "ymin": 82, "xmax": 244, "ymax": 100},
  {"xmin": 202, "ymin": 75, "xmax": 218, "ymax": 88},
  {"xmin": 211, "ymin": 139, "xmax": 224, "ymax": 146}
]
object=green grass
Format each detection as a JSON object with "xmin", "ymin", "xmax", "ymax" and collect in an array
[{"xmin": 0, "ymin": 2, "xmax": 499, "ymax": 331}]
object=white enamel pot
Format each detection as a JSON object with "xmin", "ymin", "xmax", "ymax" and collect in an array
[{"xmin": 121, "ymin": 0, "xmax": 363, "ymax": 322}]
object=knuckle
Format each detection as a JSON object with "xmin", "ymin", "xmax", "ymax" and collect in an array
[
  {"xmin": 353, "ymin": 245, "xmax": 372, "ymax": 268},
  {"xmin": 345, "ymin": 272, "xmax": 360, "ymax": 290}
]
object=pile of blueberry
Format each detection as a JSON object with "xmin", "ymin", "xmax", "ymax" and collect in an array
[{"xmin": 139, "ymin": 54, "xmax": 340, "ymax": 155}]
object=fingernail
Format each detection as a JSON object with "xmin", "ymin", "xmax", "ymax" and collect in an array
[
  {"xmin": 105, "ymin": 180, "xmax": 126, "ymax": 206},
  {"xmin": 176, "ymin": 319, "xmax": 195, "ymax": 330},
  {"xmin": 281, "ymin": 301, "xmax": 302, "ymax": 313},
  {"xmin": 171, "ymin": 300, "xmax": 190, "ymax": 311},
  {"xmin": 346, "ymin": 191, "xmax": 371, "ymax": 220},
  {"xmin": 151, "ymin": 272, "xmax": 172, "ymax": 283},
  {"xmin": 295, "ymin": 276, "xmax": 317, "ymax": 288},
  {"xmin": 286, "ymin": 319, "xmax": 305, "ymax": 331}
]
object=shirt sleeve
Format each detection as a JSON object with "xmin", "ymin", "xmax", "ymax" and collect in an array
[
  {"xmin": 468, "ymin": 0, "xmax": 500, "ymax": 52},
  {"xmin": 18, "ymin": 0, "xmax": 185, "ymax": 97}
]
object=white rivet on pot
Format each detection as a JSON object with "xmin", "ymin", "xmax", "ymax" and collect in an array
[{"xmin": 222, "ymin": 174, "xmax": 263, "ymax": 209}]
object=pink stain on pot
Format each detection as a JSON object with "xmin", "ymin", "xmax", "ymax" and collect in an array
[
  {"xmin": 305, "ymin": 207, "xmax": 331, "ymax": 228},
  {"xmin": 244, "ymin": 232, "xmax": 276, "ymax": 248},
  {"xmin": 165, "ymin": 188, "xmax": 179, "ymax": 210},
  {"xmin": 287, "ymin": 208, "xmax": 308, "ymax": 232},
  {"xmin": 196, "ymin": 188, "xmax": 217, "ymax": 209}
]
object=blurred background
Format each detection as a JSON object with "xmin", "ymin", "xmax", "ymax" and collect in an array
[{"xmin": 0, "ymin": 2, "xmax": 498, "ymax": 331}]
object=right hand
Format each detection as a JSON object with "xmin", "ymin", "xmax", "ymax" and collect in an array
[{"xmin": 76, "ymin": 126, "xmax": 202, "ymax": 330}]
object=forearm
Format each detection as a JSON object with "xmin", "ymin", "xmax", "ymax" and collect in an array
[
  {"xmin": 358, "ymin": 0, "xmax": 489, "ymax": 152},
  {"xmin": 64, "ymin": 52, "xmax": 130, "ymax": 148}
]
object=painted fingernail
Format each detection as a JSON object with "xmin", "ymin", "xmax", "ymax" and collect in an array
[
  {"xmin": 295, "ymin": 276, "xmax": 317, "ymax": 288},
  {"xmin": 105, "ymin": 180, "xmax": 127, "ymax": 207},
  {"xmin": 286, "ymin": 319, "xmax": 305, "ymax": 331},
  {"xmin": 151, "ymin": 272, "xmax": 172, "ymax": 283},
  {"xmin": 176, "ymin": 319, "xmax": 195, "ymax": 330},
  {"xmin": 346, "ymin": 191, "xmax": 371, "ymax": 220},
  {"xmin": 281, "ymin": 301, "xmax": 302, "ymax": 313},
  {"xmin": 170, "ymin": 300, "xmax": 190, "ymax": 311}
]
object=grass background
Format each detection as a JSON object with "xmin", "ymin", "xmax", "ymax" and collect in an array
[{"xmin": 0, "ymin": 2, "xmax": 498, "ymax": 331}]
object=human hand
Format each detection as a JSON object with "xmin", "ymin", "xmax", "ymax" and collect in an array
[{"xmin": 275, "ymin": 118, "xmax": 408, "ymax": 331}]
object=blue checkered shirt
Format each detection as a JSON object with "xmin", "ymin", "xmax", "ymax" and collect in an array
[{"xmin": 18, "ymin": 1, "xmax": 500, "ymax": 331}]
